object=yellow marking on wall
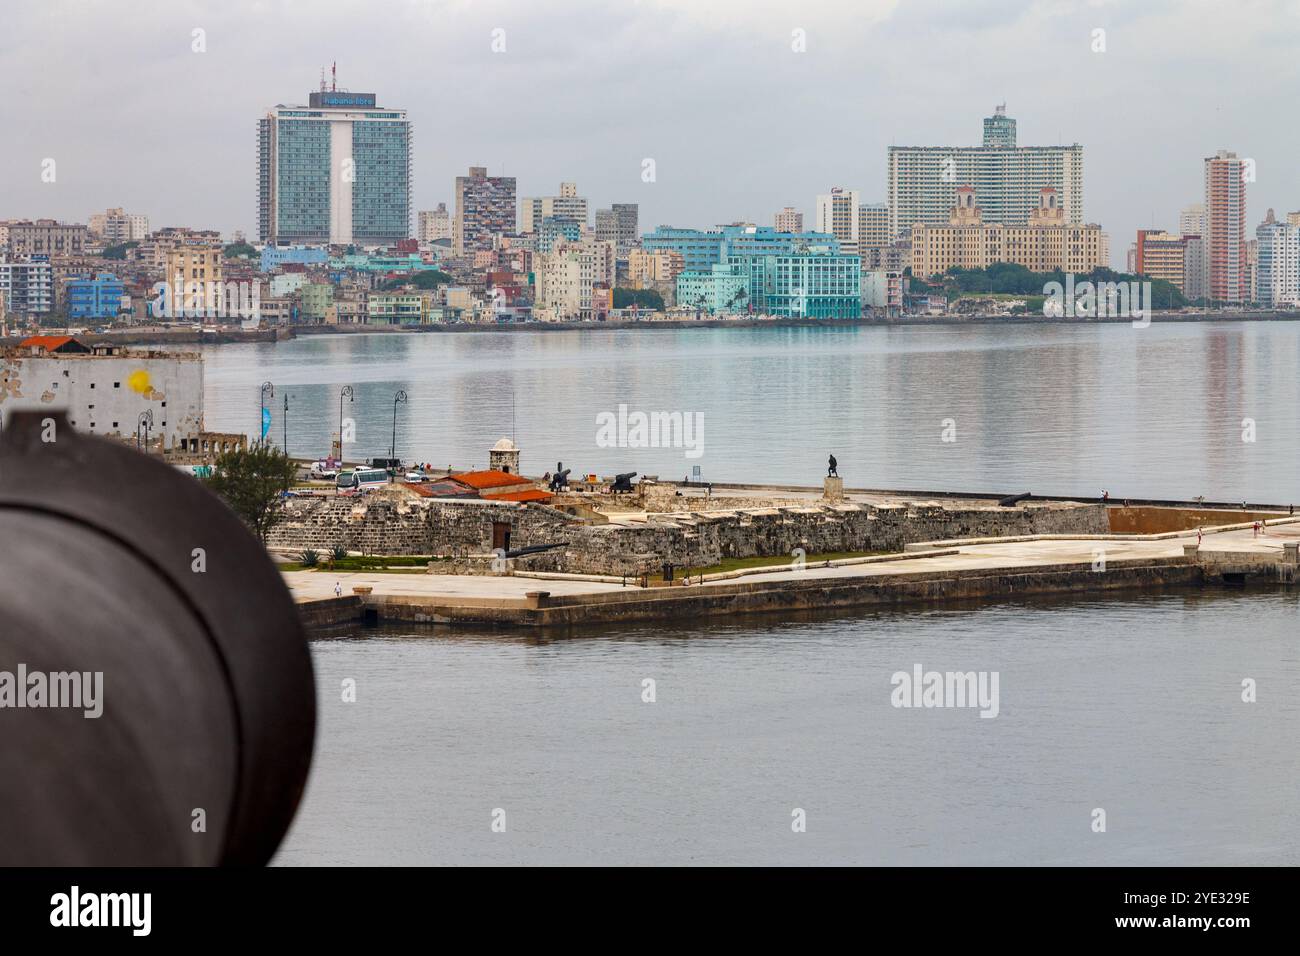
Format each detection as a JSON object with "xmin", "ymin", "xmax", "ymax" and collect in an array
[{"xmin": 127, "ymin": 369, "xmax": 153, "ymax": 395}]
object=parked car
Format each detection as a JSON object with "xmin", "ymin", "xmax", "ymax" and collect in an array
[{"xmin": 404, "ymin": 471, "xmax": 428, "ymax": 483}]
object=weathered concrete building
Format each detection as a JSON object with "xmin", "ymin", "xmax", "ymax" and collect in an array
[{"xmin": 0, "ymin": 337, "xmax": 204, "ymax": 448}]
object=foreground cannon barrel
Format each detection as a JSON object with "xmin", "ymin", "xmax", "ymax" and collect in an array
[{"xmin": 0, "ymin": 412, "xmax": 315, "ymax": 866}]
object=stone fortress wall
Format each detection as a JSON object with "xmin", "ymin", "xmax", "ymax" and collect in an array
[{"xmin": 268, "ymin": 485, "xmax": 1109, "ymax": 576}]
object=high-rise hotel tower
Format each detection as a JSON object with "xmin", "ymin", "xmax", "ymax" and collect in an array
[
  {"xmin": 257, "ymin": 84, "xmax": 411, "ymax": 246},
  {"xmin": 887, "ymin": 106, "xmax": 1084, "ymax": 240}
]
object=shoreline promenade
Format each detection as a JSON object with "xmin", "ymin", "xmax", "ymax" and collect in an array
[{"xmin": 288, "ymin": 518, "xmax": 1300, "ymax": 631}]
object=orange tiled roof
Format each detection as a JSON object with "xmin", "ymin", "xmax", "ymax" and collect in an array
[
  {"xmin": 490, "ymin": 489, "xmax": 554, "ymax": 502},
  {"xmin": 452, "ymin": 470, "xmax": 531, "ymax": 490},
  {"xmin": 19, "ymin": 335, "xmax": 79, "ymax": 351}
]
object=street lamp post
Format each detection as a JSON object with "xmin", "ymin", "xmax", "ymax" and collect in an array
[
  {"xmin": 338, "ymin": 385, "xmax": 354, "ymax": 462},
  {"xmin": 282, "ymin": 393, "xmax": 289, "ymax": 453},
  {"xmin": 259, "ymin": 381, "xmax": 274, "ymax": 447},
  {"xmin": 390, "ymin": 390, "xmax": 408, "ymax": 462},
  {"xmin": 136, "ymin": 409, "xmax": 153, "ymax": 452}
]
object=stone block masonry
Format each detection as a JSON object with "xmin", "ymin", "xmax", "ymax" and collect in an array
[{"xmin": 269, "ymin": 487, "xmax": 1109, "ymax": 577}]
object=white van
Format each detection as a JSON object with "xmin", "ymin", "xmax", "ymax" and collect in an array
[{"xmin": 336, "ymin": 468, "xmax": 390, "ymax": 493}]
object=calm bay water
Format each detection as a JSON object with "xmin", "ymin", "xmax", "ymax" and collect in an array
[
  {"xmin": 276, "ymin": 590, "xmax": 1300, "ymax": 866},
  {"xmin": 203, "ymin": 321, "xmax": 1300, "ymax": 502},
  {"xmin": 196, "ymin": 323, "xmax": 1300, "ymax": 865}
]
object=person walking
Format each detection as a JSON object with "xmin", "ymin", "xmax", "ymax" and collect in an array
[{"xmin": 827, "ymin": 454, "xmax": 838, "ymax": 478}]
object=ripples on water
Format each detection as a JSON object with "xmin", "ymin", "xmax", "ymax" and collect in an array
[
  {"xmin": 204, "ymin": 321, "xmax": 1300, "ymax": 502},
  {"xmin": 276, "ymin": 590, "xmax": 1300, "ymax": 866},
  {"xmin": 199, "ymin": 323, "xmax": 1300, "ymax": 863}
]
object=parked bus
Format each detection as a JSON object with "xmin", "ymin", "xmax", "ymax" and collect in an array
[{"xmin": 335, "ymin": 468, "xmax": 390, "ymax": 494}]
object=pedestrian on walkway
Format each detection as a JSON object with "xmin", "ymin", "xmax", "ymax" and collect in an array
[{"xmin": 334, "ymin": 581, "xmax": 343, "ymax": 597}]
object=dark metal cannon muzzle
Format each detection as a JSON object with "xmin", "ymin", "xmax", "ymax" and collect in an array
[{"xmin": 0, "ymin": 412, "xmax": 315, "ymax": 866}]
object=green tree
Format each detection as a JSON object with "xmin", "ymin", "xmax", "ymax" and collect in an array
[
  {"xmin": 612, "ymin": 287, "xmax": 664, "ymax": 310},
  {"xmin": 223, "ymin": 241, "xmax": 257, "ymax": 259},
  {"xmin": 382, "ymin": 269, "xmax": 451, "ymax": 290},
  {"xmin": 203, "ymin": 443, "xmax": 299, "ymax": 541},
  {"xmin": 101, "ymin": 241, "xmax": 138, "ymax": 260}
]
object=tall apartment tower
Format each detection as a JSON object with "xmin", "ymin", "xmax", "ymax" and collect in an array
[
  {"xmin": 1178, "ymin": 203, "xmax": 1207, "ymax": 301},
  {"xmin": 888, "ymin": 106, "xmax": 1083, "ymax": 238},
  {"xmin": 775, "ymin": 207, "xmax": 803, "ymax": 233},
  {"xmin": 1254, "ymin": 209, "xmax": 1299, "ymax": 307},
  {"xmin": 1203, "ymin": 150, "xmax": 1248, "ymax": 304},
  {"xmin": 454, "ymin": 166, "xmax": 517, "ymax": 256},
  {"xmin": 816, "ymin": 188, "xmax": 861, "ymax": 255},
  {"xmin": 257, "ymin": 84, "xmax": 411, "ymax": 246}
]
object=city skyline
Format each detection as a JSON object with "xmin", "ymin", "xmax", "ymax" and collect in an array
[{"xmin": 2, "ymin": 0, "xmax": 1297, "ymax": 267}]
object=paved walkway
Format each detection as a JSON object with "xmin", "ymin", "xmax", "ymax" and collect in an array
[
  {"xmin": 284, "ymin": 523, "xmax": 1297, "ymax": 605},
  {"xmin": 284, "ymin": 570, "xmax": 629, "ymax": 602}
]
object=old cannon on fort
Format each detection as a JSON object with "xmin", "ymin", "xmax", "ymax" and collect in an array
[
  {"xmin": 0, "ymin": 411, "xmax": 316, "ymax": 866},
  {"xmin": 550, "ymin": 463, "xmax": 571, "ymax": 492},
  {"xmin": 610, "ymin": 472, "xmax": 638, "ymax": 493},
  {"xmin": 998, "ymin": 491, "xmax": 1034, "ymax": 507}
]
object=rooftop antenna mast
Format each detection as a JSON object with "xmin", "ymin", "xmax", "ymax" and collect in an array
[
  {"xmin": 319, "ymin": 67, "xmax": 326, "ymax": 93},
  {"xmin": 332, "ymin": 61, "xmax": 337, "ymax": 92}
]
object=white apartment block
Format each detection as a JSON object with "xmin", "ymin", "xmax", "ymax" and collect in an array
[
  {"xmin": 534, "ymin": 239, "xmax": 612, "ymax": 320},
  {"xmin": 1255, "ymin": 211, "xmax": 1300, "ymax": 307}
]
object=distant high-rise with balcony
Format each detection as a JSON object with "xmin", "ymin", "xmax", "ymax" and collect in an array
[
  {"xmin": 257, "ymin": 84, "xmax": 411, "ymax": 246},
  {"xmin": 1203, "ymin": 150, "xmax": 1248, "ymax": 304},
  {"xmin": 816, "ymin": 188, "xmax": 861, "ymax": 255},
  {"xmin": 1134, "ymin": 230, "xmax": 1187, "ymax": 293},
  {"xmin": 88, "ymin": 208, "xmax": 149, "ymax": 244},
  {"xmin": 418, "ymin": 204, "xmax": 452, "ymax": 243},
  {"xmin": 520, "ymin": 182, "xmax": 588, "ymax": 233},
  {"xmin": 857, "ymin": 202, "xmax": 891, "ymax": 266},
  {"xmin": 1178, "ymin": 203, "xmax": 1207, "ymax": 301},
  {"xmin": 594, "ymin": 203, "xmax": 638, "ymax": 257},
  {"xmin": 454, "ymin": 166, "xmax": 517, "ymax": 256},
  {"xmin": 1254, "ymin": 209, "xmax": 1299, "ymax": 307},
  {"xmin": 774, "ymin": 207, "xmax": 803, "ymax": 233},
  {"xmin": 887, "ymin": 106, "xmax": 1084, "ymax": 239}
]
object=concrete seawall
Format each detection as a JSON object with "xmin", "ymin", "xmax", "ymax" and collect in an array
[
  {"xmin": 297, "ymin": 555, "xmax": 1203, "ymax": 630},
  {"xmin": 289, "ymin": 515, "xmax": 1300, "ymax": 633}
]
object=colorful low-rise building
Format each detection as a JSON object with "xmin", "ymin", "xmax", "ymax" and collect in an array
[{"xmin": 66, "ymin": 272, "xmax": 126, "ymax": 320}]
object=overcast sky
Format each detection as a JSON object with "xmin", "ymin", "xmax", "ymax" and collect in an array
[{"xmin": 3, "ymin": 0, "xmax": 1298, "ymax": 266}]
